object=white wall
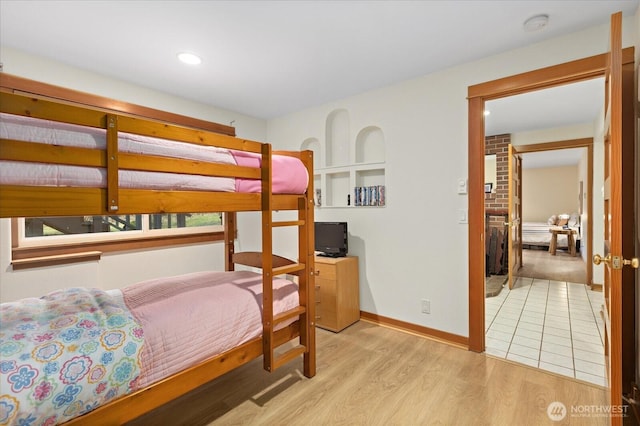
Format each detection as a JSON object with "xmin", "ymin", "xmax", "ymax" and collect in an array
[
  {"xmin": 1, "ymin": 15, "xmax": 637, "ymax": 337},
  {"xmin": 0, "ymin": 47, "xmax": 267, "ymax": 138},
  {"xmin": 484, "ymin": 155, "xmax": 497, "ymax": 190},
  {"xmin": 577, "ymin": 147, "xmax": 591, "ymax": 265},
  {"xmin": 521, "ymin": 165, "xmax": 579, "ymax": 223},
  {"xmin": 0, "ymin": 48, "xmax": 268, "ymax": 302},
  {"xmin": 591, "ymin": 107, "xmax": 607, "ymax": 285},
  {"xmin": 267, "ymin": 17, "xmax": 637, "ymax": 337},
  {"xmin": 511, "ymin": 123, "xmax": 595, "ymax": 146}
]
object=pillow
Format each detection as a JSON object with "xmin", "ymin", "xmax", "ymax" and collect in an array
[
  {"xmin": 568, "ymin": 212, "xmax": 579, "ymax": 227},
  {"xmin": 557, "ymin": 213, "xmax": 570, "ymax": 227},
  {"xmin": 547, "ymin": 215, "xmax": 558, "ymax": 225}
]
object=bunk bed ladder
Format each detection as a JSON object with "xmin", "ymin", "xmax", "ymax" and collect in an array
[{"xmin": 260, "ymin": 146, "xmax": 315, "ymax": 374}]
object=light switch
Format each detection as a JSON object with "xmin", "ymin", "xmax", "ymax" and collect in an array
[
  {"xmin": 458, "ymin": 209, "xmax": 468, "ymax": 224},
  {"xmin": 457, "ymin": 178, "xmax": 467, "ymax": 194}
]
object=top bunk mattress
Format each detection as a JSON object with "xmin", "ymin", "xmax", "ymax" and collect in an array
[{"xmin": 0, "ymin": 113, "xmax": 308, "ymax": 194}]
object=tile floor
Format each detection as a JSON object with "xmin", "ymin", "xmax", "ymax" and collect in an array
[{"xmin": 485, "ymin": 276, "xmax": 606, "ymax": 386}]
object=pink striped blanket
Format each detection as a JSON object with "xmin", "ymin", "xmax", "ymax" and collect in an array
[{"xmin": 0, "ymin": 270, "xmax": 299, "ymax": 425}]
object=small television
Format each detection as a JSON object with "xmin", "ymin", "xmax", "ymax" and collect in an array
[{"xmin": 315, "ymin": 222, "xmax": 348, "ymax": 258}]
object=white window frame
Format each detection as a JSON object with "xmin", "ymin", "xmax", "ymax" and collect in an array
[{"xmin": 16, "ymin": 215, "xmax": 223, "ymax": 249}]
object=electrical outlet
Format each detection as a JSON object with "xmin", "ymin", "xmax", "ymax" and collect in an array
[{"xmin": 421, "ymin": 299, "xmax": 431, "ymax": 314}]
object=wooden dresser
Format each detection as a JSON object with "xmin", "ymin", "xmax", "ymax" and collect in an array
[{"xmin": 314, "ymin": 255, "xmax": 360, "ymax": 332}]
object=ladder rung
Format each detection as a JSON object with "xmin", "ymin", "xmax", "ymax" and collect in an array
[
  {"xmin": 273, "ymin": 345, "xmax": 306, "ymax": 370},
  {"xmin": 272, "ymin": 220, "xmax": 305, "ymax": 227},
  {"xmin": 273, "ymin": 305, "xmax": 306, "ymax": 325},
  {"xmin": 273, "ymin": 262, "xmax": 305, "ymax": 276}
]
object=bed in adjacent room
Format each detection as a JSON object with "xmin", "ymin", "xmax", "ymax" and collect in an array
[{"xmin": 521, "ymin": 213, "xmax": 581, "ymax": 252}]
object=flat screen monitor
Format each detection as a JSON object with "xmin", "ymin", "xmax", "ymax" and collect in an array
[{"xmin": 314, "ymin": 222, "xmax": 348, "ymax": 257}]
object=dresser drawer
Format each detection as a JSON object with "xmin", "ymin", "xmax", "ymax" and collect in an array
[{"xmin": 314, "ymin": 262, "xmax": 336, "ymax": 280}]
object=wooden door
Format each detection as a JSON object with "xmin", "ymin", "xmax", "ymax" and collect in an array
[
  {"xmin": 593, "ymin": 12, "xmax": 637, "ymax": 425},
  {"xmin": 507, "ymin": 145, "xmax": 523, "ymax": 290}
]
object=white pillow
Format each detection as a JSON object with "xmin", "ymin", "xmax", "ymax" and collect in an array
[
  {"xmin": 557, "ymin": 214, "xmax": 570, "ymax": 226},
  {"xmin": 568, "ymin": 212, "xmax": 579, "ymax": 227}
]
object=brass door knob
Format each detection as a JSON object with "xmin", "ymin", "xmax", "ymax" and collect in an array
[
  {"xmin": 623, "ymin": 258, "xmax": 639, "ymax": 269},
  {"xmin": 593, "ymin": 254, "xmax": 610, "ymax": 265},
  {"xmin": 593, "ymin": 254, "xmax": 639, "ymax": 269}
]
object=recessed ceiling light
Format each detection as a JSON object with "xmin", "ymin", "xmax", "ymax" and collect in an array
[
  {"xmin": 523, "ymin": 14, "xmax": 549, "ymax": 32},
  {"xmin": 177, "ymin": 52, "xmax": 202, "ymax": 65}
]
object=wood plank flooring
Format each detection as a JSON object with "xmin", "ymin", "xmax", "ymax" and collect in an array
[{"xmin": 128, "ymin": 321, "xmax": 606, "ymax": 425}]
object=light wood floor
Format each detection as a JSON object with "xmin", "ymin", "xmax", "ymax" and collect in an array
[{"xmin": 129, "ymin": 321, "xmax": 606, "ymax": 425}]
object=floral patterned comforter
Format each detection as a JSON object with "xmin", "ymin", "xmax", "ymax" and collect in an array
[{"xmin": 0, "ymin": 288, "xmax": 144, "ymax": 425}]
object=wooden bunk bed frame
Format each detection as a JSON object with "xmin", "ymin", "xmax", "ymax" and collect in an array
[{"xmin": 0, "ymin": 74, "xmax": 316, "ymax": 425}]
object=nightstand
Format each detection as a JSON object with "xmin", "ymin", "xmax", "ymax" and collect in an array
[{"xmin": 314, "ymin": 255, "xmax": 360, "ymax": 332}]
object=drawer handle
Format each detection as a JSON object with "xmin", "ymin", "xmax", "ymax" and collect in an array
[
  {"xmin": 315, "ymin": 285, "xmax": 320, "ymax": 289},
  {"xmin": 315, "ymin": 270, "xmax": 320, "ymax": 275},
  {"xmin": 315, "ymin": 316, "xmax": 321, "ymax": 320}
]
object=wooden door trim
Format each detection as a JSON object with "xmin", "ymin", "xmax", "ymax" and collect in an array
[
  {"xmin": 606, "ymin": 12, "xmax": 625, "ymax": 420},
  {"xmin": 468, "ymin": 48, "xmax": 634, "ymax": 99},
  {"xmin": 467, "ymin": 47, "xmax": 634, "ymax": 353},
  {"xmin": 507, "ymin": 145, "xmax": 523, "ymax": 290}
]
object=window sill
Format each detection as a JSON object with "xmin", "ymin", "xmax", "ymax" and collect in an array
[
  {"xmin": 11, "ymin": 232, "xmax": 224, "ymax": 270},
  {"xmin": 12, "ymin": 251, "xmax": 102, "ymax": 270}
]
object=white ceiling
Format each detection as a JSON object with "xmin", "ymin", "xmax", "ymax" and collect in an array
[
  {"xmin": 521, "ymin": 148, "xmax": 587, "ymax": 169},
  {"xmin": 0, "ymin": 1, "xmax": 636, "ymax": 168},
  {"xmin": 486, "ymin": 78, "xmax": 602, "ymax": 169},
  {"xmin": 484, "ymin": 77, "xmax": 605, "ymax": 136}
]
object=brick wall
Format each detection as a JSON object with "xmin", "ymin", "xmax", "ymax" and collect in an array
[{"xmin": 485, "ymin": 134, "xmax": 510, "ymax": 230}]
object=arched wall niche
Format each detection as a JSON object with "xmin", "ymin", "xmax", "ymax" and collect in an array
[
  {"xmin": 325, "ymin": 109, "xmax": 350, "ymax": 167},
  {"xmin": 355, "ymin": 126, "xmax": 385, "ymax": 164},
  {"xmin": 300, "ymin": 137, "xmax": 321, "ymax": 170}
]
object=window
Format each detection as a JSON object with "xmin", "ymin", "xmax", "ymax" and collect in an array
[
  {"xmin": 11, "ymin": 213, "xmax": 224, "ymax": 267},
  {"xmin": 23, "ymin": 213, "xmax": 221, "ymax": 240},
  {"xmin": 25, "ymin": 215, "xmax": 143, "ymax": 238}
]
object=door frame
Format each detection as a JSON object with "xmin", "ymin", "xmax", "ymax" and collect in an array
[
  {"xmin": 467, "ymin": 48, "xmax": 635, "ymax": 352},
  {"xmin": 512, "ymin": 139, "xmax": 594, "ymax": 287}
]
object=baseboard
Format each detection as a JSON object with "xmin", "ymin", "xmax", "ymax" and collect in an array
[
  {"xmin": 359, "ymin": 311, "xmax": 469, "ymax": 350},
  {"xmin": 590, "ymin": 282, "xmax": 603, "ymax": 292}
]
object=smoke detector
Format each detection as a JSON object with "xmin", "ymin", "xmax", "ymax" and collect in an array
[{"xmin": 523, "ymin": 14, "xmax": 549, "ymax": 32}]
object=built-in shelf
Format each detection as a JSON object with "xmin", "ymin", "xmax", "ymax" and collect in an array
[{"xmin": 304, "ymin": 110, "xmax": 386, "ymax": 208}]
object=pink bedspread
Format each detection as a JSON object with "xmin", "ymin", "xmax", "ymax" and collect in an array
[
  {"xmin": 231, "ymin": 150, "xmax": 309, "ymax": 194},
  {"xmin": 121, "ymin": 270, "xmax": 299, "ymax": 388}
]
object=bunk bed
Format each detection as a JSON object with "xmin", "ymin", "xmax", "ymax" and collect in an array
[{"xmin": 0, "ymin": 74, "xmax": 316, "ymax": 425}]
